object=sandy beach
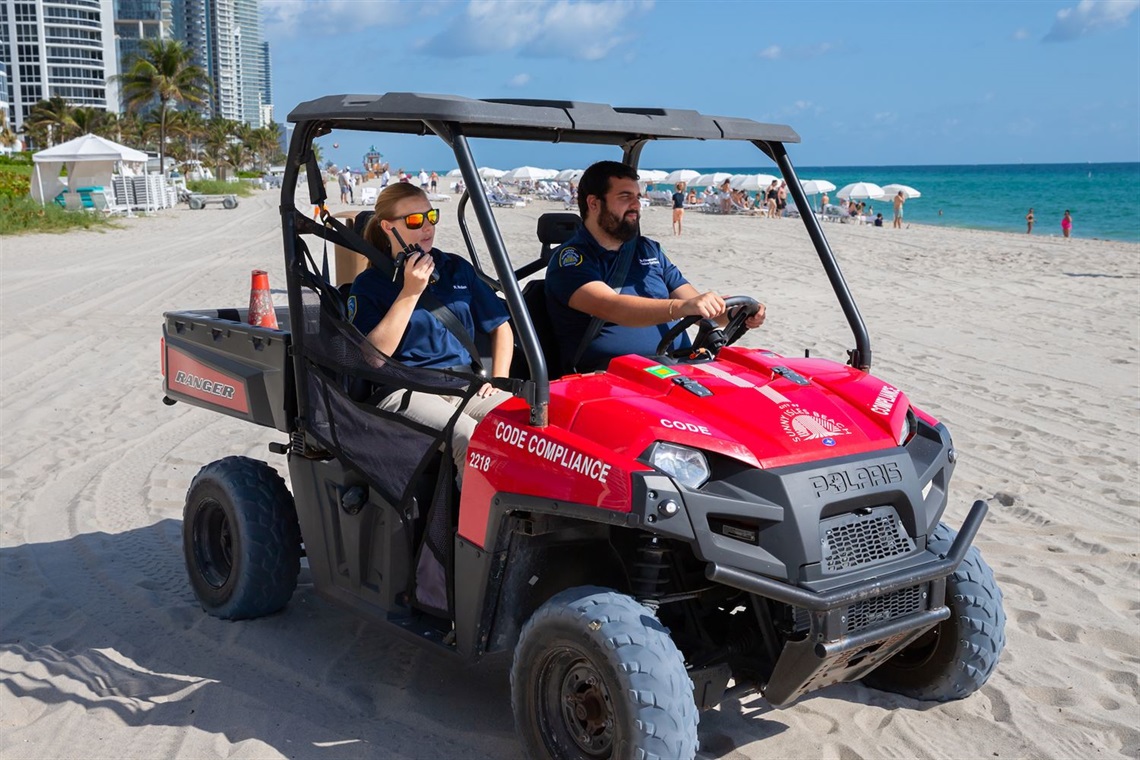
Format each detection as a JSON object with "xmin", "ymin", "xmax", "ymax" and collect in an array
[{"xmin": 1, "ymin": 186, "xmax": 1138, "ymax": 759}]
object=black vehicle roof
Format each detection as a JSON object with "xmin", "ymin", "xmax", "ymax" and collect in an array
[{"xmin": 287, "ymin": 92, "xmax": 800, "ymax": 146}]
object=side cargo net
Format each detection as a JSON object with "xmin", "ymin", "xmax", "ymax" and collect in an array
[{"xmin": 292, "ymin": 251, "xmax": 482, "ymax": 617}]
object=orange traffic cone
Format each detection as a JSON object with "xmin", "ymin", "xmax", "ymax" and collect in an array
[{"xmin": 248, "ymin": 269, "xmax": 279, "ymax": 329}]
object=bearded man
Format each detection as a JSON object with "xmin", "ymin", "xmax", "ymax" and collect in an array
[{"xmin": 545, "ymin": 161, "xmax": 766, "ymax": 375}]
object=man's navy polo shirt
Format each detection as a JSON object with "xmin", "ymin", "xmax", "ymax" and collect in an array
[
  {"xmin": 347, "ymin": 250, "xmax": 508, "ymax": 369},
  {"xmin": 545, "ymin": 227, "xmax": 690, "ymax": 373}
]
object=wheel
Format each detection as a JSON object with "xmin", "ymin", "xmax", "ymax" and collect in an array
[
  {"xmin": 223, "ymin": 196, "xmax": 237, "ymax": 209},
  {"xmin": 182, "ymin": 456, "xmax": 301, "ymax": 620},
  {"xmin": 511, "ymin": 586, "xmax": 698, "ymax": 760},
  {"xmin": 188, "ymin": 197, "xmax": 203, "ymax": 210},
  {"xmin": 862, "ymin": 522, "xmax": 1006, "ymax": 701}
]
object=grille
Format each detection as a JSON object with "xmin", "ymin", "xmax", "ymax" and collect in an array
[
  {"xmin": 845, "ymin": 585, "xmax": 926, "ymax": 633},
  {"xmin": 821, "ymin": 507, "xmax": 915, "ymax": 573}
]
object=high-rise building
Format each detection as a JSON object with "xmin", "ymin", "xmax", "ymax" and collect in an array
[
  {"xmin": 114, "ymin": 0, "xmax": 172, "ymax": 79},
  {"xmin": 171, "ymin": 0, "xmax": 269, "ymax": 127},
  {"xmin": 0, "ymin": 0, "xmax": 121, "ymax": 134}
]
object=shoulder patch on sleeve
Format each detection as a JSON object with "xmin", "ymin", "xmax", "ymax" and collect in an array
[
  {"xmin": 558, "ymin": 247, "xmax": 583, "ymax": 267},
  {"xmin": 347, "ymin": 295, "xmax": 357, "ymax": 321}
]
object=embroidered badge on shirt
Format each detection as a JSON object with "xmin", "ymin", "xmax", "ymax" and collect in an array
[
  {"xmin": 559, "ymin": 248, "xmax": 583, "ymax": 267},
  {"xmin": 347, "ymin": 295, "xmax": 357, "ymax": 321}
]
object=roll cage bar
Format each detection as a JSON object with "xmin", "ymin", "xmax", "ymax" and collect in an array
[{"xmin": 279, "ymin": 93, "xmax": 871, "ymax": 428}]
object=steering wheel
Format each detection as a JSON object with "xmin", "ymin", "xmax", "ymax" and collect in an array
[{"xmin": 655, "ymin": 295, "xmax": 761, "ymax": 360}]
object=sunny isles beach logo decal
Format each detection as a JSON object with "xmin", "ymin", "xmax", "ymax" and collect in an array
[{"xmin": 778, "ymin": 403, "xmax": 849, "ymax": 444}]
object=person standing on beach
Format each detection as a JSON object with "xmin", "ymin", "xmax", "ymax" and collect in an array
[
  {"xmin": 1026, "ymin": 208, "xmax": 1035, "ymax": 234},
  {"xmin": 430, "ymin": 171, "xmax": 438, "ymax": 193},
  {"xmin": 765, "ymin": 179, "xmax": 779, "ymax": 219},
  {"xmin": 545, "ymin": 161, "xmax": 766, "ymax": 375},
  {"xmin": 338, "ymin": 166, "xmax": 353, "ymax": 204},
  {"xmin": 819, "ymin": 191, "xmax": 829, "ymax": 215},
  {"xmin": 671, "ymin": 181, "xmax": 686, "ymax": 235},
  {"xmin": 1061, "ymin": 210, "xmax": 1073, "ymax": 239},
  {"xmin": 892, "ymin": 191, "xmax": 905, "ymax": 229}
]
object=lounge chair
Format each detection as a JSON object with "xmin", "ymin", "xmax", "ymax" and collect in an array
[{"xmin": 91, "ymin": 189, "xmax": 133, "ymax": 217}]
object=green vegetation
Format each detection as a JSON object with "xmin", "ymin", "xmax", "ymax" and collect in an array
[
  {"xmin": 0, "ymin": 195, "xmax": 115, "ymax": 235},
  {"xmin": 187, "ymin": 179, "xmax": 255, "ymax": 196}
]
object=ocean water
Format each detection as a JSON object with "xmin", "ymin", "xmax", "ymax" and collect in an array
[{"xmin": 664, "ymin": 163, "xmax": 1140, "ymax": 243}]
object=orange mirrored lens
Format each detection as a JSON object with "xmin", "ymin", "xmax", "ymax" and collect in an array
[{"xmin": 402, "ymin": 209, "xmax": 440, "ymax": 229}]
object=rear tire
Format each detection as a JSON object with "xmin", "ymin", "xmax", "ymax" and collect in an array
[
  {"xmin": 511, "ymin": 586, "xmax": 698, "ymax": 760},
  {"xmin": 223, "ymin": 196, "xmax": 237, "ymax": 209},
  {"xmin": 183, "ymin": 456, "xmax": 301, "ymax": 620},
  {"xmin": 862, "ymin": 522, "xmax": 1006, "ymax": 701},
  {"xmin": 188, "ymin": 197, "xmax": 203, "ymax": 210}
]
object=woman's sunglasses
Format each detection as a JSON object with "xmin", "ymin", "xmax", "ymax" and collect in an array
[{"xmin": 399, "ymin": 208, "xmax": 440, "ymax": 229}]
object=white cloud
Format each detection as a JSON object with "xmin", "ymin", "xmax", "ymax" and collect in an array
[
  {"xmin": 508, "ymin": 73, "xmax": 531, "ymax": 87},
  {"xmin": 262, "ymin": 0, "xmax": 409, "ymax": 39},
  {"xmin": 756, "ymin": 41, "xmax": 839, "ymax": 61},
  {"xmin": 1012, "ymin": 27, "xmax": 1031, "ymax": 40},
  {"xmin": 419, "ymin": 0, "xmax": 654, "ymax": 61},
  {"xmin": 1044, "ymin": 0, "xmax": 1139, "ymax": 42}
]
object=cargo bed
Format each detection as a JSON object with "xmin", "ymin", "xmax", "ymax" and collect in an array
[{"xmin": 162, "ymin": 308, "xmax": 294, "ymax": 432}]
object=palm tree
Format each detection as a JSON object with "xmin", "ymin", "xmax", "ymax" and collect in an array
[
  {"xmin": 26, "ymin": 96, "xmax": 76, "ymax": 146},
  {"xmin": 203, "ymin": 118, "xmax": 236, "ymax": 179},
  {"xmin": 69, "ymin": 107, "xmax": 113, "ymax": 140},
  {"xmin": 116, "ymin": 39, "xmax": 209, "ymax": 172},
  {"xmin": 0, "ymin": 110, "xmax": 18, "ymax": 151}
]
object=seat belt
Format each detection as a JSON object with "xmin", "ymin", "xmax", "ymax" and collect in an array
[
  {"xmin": 569, "ymin": 237, "xmax": 637, "ymax": 373},
  {"xmin": 320, "ymin": 209, "xmax": 486, "ymax": 376}
]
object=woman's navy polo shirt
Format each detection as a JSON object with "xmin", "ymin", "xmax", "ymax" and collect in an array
[
  {"xmin": 545, "ymin": 228, "xmax": 690, "ymax": 373},
  {"xmin": 347, "ymin": 250, "xmax": 508, "ymax": 369}
]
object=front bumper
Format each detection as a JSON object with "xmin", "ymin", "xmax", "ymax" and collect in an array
[{"xmin": 707, "ymin": 500, "xmax": 989, "ymax": 706}]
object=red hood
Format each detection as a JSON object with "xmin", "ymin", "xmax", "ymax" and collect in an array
[{"xmin": 549, "ymin": 348, "xmax": 913, "ymax": 470}]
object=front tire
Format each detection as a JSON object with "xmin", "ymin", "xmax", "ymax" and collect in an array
[
  {"xmin": 511, "ymin": 587, "xmax": 698, "ymax": 760},
  {"xmin": 183, "ymin": 456, "xmax": 301, "ymax": 620},
  {"xmin": 863, "ymin": 522, "xmax": 1006, "ymax": 701}
]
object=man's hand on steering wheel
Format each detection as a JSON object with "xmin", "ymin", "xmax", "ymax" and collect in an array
[{"xmin": 656, "ymin": 295, "xmax": 765, "ymax": 360}]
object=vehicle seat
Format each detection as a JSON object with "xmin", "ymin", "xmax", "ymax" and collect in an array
[{"xmin": 514, "ymin": 213, "xmax": 581, "ymax": 380}]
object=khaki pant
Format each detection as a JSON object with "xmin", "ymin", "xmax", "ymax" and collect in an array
[{"xmin": 378, "ymin": 388, "xmax": 508, "ymax": 487}]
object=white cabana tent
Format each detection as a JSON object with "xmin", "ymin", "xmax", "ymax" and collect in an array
[{"xmin": 31, "ymin": 134, "xmax": 148, "ymax": 205}]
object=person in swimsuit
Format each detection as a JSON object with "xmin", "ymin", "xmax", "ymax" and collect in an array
[
  {"xmin": 1061, "ymin": 210, "xmax": 1072, "ymax": 239},
  {"xmin": 671, "ymin": 181, "xmax": 686, "ymax": 235},
  {"xmin": 1026, "ymin": 208, "xmax": 1035, "ymax": 234}
]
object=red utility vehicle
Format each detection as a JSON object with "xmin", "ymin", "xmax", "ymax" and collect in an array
[{"xmin": 162, "ymin": 94, "xmax": 1005, "ymax": 759}]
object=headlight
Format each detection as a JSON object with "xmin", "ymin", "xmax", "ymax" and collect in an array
[
  {"xmin": 646, "ymin": 442, "xmax": 710, "ymax": 489},
  {"xmin": 898, "ymin": 407, "xmax": 917, "ymax": 446}
]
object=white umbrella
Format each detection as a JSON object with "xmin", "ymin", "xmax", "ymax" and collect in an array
[
  {"xmin": 638, "ymin": 169, "xmax": 669, "ymax": 182},
  {"xmin": 446, "ymin": 168, "xmax": 464, "ymax": 177},
  {"xmin": 502, "ymin": 166, "xmax": 555, "ymax": 183},
  {"xmin": 555, "ymin": 168, "xmax": 583, "ymax": 181},
  {"xmin": 880, "ymin": 183, "xmax": 921, "ymax": 199},
  {"xmin": 478, "ymin": 167, "xmax": 506, "ymax": 179},
  {"xmin": 800, "ymin": 179, "xmax": 836, "ymax": 195},
  {"xmin": 664, "ymin": 169, "xmax": 700, "ymax": 185},
  {"xmin": 836, "ymin": 182, "xmax": 885, "ymax": 201},
  {"xmin": 731, "ymin": 173, "xmax": 779, "ymax": 191},
  {"xmin": 692, "ymin": 172, "xmax": 733, "ymax": 188}
]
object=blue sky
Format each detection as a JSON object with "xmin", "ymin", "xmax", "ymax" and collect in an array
[{"xmin": 261, "ymin": 0, "xmax": 1140, "ymax": 171}]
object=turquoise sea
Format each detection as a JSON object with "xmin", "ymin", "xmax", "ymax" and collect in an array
[{"xmin": 668, "ymin": 163, "xmax": 1140, "ymax": 243}]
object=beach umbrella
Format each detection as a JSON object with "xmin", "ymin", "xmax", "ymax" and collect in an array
[
  {"xmin": 638, "ymin": 169, "xmax": 669, "ymax": 182},
  {"xmin": 502, "ymin": 166, "xmax": 553, "ymax": 183},
  {"xmin": 880, "ymin": 183, "xmax": 921, "ymax": 199},
  {"xmin": 836, "ymin": 182, "xmax": 885, "ymax": 201},
  {"xmin": 446, "ymin": 168, "xmax": 464, "ymax": 177},
  {"xmin": 731, "ymin": 173, "xmax": 779, "ymax": 191},
  {"xmin": 692, "ymin": 172, "xmax": 733, "ymax": 188},
  {"xmin": 800, "ymin": 179, "xmax": 836, "ymax": 195},
  {"xmin": 555, "ymin": 168, "xmax": 583, "ymax": 181},
  {"xmin": 478, "ymin": 167, "xmax": 506, "ymax": 179},
  {"xmin": 664, "ymin": 169, "xmax": 700, "ymax": 185}
]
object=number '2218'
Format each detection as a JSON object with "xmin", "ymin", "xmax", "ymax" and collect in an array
[{"xmin": 469, "ymin": 451, "xmax": 492, "ymax": 472}]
